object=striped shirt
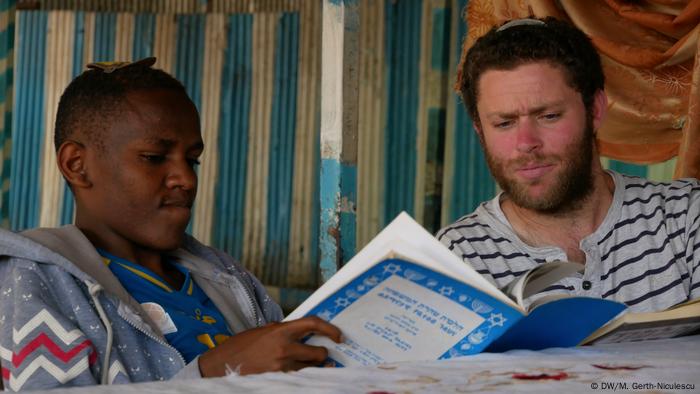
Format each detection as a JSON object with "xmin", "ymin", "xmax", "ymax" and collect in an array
[{"xmin": 437, "ymin": 171, "xmax": 700, "ymax": 313}]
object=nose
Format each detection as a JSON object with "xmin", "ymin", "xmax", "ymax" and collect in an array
[
  {"xmin": 165, "ymin": 159, "xmax": 197, "ymax": 191},
  {"xmin": 515, "ymin": 118, "xmax": 542, "ymax": 153}
]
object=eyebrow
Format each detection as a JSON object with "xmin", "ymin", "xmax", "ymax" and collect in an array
[
  {"xmin": 485, "ymin": 101, "xmax": 566, "ymax": 119},
  {"xmin": 142, "ymin": 137, "xmax": 204, "ymax": 151},
  {"xmin": 143, "ymin": 137, "xmax": 175, "ymax": 148}
]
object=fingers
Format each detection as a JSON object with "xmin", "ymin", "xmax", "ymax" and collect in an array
[
  {"xmin": 286, "ymin": 360, "xmax": 324, "ymax": 372},
  {"xmin": 280, "ymin": 342, "xmax": 329, "ymax": 371},
  {"xmin": 282, "ymin": 316, "xmax": 343, "ymax": 343},
  {"xmin": 285, "ymin": 341, "xmax": 329, "ymax": 363}
]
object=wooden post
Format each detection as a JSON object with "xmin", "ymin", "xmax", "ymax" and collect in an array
[{"xmin": 319, "ymin": 0, "xmax": 359, "ymax": 282}]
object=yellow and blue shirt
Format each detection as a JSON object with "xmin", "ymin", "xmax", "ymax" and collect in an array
[{"xmin": 98, "ymin": 250, "xmax": 232, "ymax": 363}]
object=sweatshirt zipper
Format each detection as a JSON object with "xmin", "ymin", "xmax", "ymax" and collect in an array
[
  {"xmin": 239, "ymin": 278, "xmax": 261, "ymax": 326},
  {"xmin": 117, "ymin": 307, "xmax": 186, "ymax": 367},
  {"xmin": 203, "ymin": 268, "xmax": 261, "ymax": 328}
]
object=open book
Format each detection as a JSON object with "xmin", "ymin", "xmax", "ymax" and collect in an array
[
  {"xmin": 285, "ymin": 212, "xmax": 628, "ymax": 367},
  {"xmin": 581, "ymin": 298, "xmax": 700, "ymax": 345}
]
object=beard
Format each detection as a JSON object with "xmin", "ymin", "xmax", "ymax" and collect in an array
[{"xmin": 482, "ymin": 118, "xmax": 595, "ymax": 215}]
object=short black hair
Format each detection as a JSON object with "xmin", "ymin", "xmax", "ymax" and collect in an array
[
  {"xmin": 54, "ymin": 59, "xmax": 190, "ymax": 151},
  {"xmin": 456, "ymin": 17, "xmax": 605, "ymax": 127}
]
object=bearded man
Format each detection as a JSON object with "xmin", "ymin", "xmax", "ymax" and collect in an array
[{"xmin": 437, "ymin": 17, "xmax": 700, "ymax": 313}]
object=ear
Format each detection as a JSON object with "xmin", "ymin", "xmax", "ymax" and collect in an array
[
  {"xmin": 57, "ymin": 141, "xmax": 92, "ymax": 188},
  {"xmin": 473, "ymin": 121, "xmax": 485, "ymax": 144},
  {"xmin": 591, "ymin": 90, "xmax": 608, "ymax": 131},
  {"xmin": 472, "ymin": 121, "xmax": 482, "ymax": 134}
]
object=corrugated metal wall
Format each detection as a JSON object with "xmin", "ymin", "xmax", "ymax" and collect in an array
[
  {"xmin": 2, "ymin": 0, "xmax": 678, "ymax": 308},
  {"xmin": 0, "ymin": 0, "xmax": 14, "ymax": 230},
  {"xmin": 357, "ymin": 0, "xmax": 466, "ymax": 246},
  {"xmin": 21, "ymin": 0, "xmax": 298, "ymax": 13}
]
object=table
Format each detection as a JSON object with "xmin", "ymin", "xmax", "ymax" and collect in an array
[{"xmin": 40, "ymin": 336, "xmax": 700, "ymax": 393}]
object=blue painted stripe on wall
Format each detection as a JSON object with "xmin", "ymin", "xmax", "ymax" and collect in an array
[
  {"xmin": 265, "ymin": 12, "xmax": 299, "ymax": 285},
  {"xmin": 175, "ymin": 14, "xmax": 205, "ymax": 234},
  {"xmin": 329, "ymin": 0, "xmax": 359, "ymax": 5},
  {"xmin": 1, "ymin": 93, "xmax": 11, "ymax": 226},
  {"xmin": 70, "ymin": 13, "xmax": 85, "ymax": 92},
  {"xmin": 319, "ymin": 157, "xmax": 340, "ymax": 282},
  {"xmin": 11, "ymin": 11, "xmax": 47, "ymax": 230},
  {"xmin": 213, "ymin": 14, "xmax": 253, "ymax": 260},
  {"xmin": 608, "ymin": 160, "xmax": 648, "ymax": 178},
  {"xmin": 339, "ymin": 163, "xmax": 357, "ymax": 264},
  {"xmin": 0, "ymin": 0, "xmax": 11, "ymax": 12},
  {"xmin": 430, "ymin": 7, "xmax": 450, "ymax": 71},
  {"xmin": 175, "ymin": 14, "xmax": 204, "ymax": 111},
  {"xmin": 449, "ymin": 0, "xmax": 495, "ymax": 221},
  {"xmin": 449, "ymin": 110, "xmax": 493, "ymax": 219},
  {"xmin": 0, "ymin": 4, "xmax": 14, "ymax": 227},
  {"xmin": 59, "ymin": 11, "xmax": 87, "ymax": 226},
  {"xmin": 93, "ymin": 13, "xmax": 116, "ymax": 61},
  {"xmin": 59, "ymin": 166, "xmax": 75, "ymax": 226},
  {"xmin": 0, "ymin": 11, "xmax": 12, "ymax": 98},
  {"xmin": 318, "ymin": 158, "xmax": 357, "ymax": 278},
  {"xmin": 383, "ymin": 0, "xmax": 422, "ymax": 224},
  {"xmin": 133, "ymin": 13, "xmax": 155, "ymax": 60}
]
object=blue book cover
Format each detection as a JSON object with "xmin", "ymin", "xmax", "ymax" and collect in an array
[{"xmin": 486, "ymin": 297, "xmax": 626, "ymax": 352}]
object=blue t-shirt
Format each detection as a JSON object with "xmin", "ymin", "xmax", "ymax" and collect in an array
[{"xmin": 98, "ymin": 250, "xmax": 232, "ymax": 363}]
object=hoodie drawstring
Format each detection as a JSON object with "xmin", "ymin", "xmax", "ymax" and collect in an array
[{"xmin": 88, "ymin": 283, "xmax": 113, "ymax": 385}]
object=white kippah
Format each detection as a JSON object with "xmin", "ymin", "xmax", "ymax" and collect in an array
[{"xmin": 497, "ymin": 18, "xmax": 546, "ymax": 32}]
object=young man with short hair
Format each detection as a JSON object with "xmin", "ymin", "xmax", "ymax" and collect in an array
[
  {"xmin": 438, "ymin": 18, "xmax": 700, "ymax": 312},
  {"xmin": 0, "ymin": 58, "xmax": 340, "ymax": 391}
]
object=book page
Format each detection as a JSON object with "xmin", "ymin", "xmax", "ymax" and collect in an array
[
  {"xmin": 286, "ymin": 212, "xmax": 517, "ymax": 321},
  {"xmin": 304, "ymin": 259, "xmax": 523, "ymax": 366},
  {"xmin": 501, "ymin": 261, "xmax": 582, "ymax": 309}
]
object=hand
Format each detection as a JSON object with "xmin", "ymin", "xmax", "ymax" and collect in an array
[{"xmin": 198, "ymin": 316, "xmax": 342, "ymax": 377}]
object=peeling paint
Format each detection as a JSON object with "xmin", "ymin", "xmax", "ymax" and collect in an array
[
  {"xmin": 319, "ymin": 158, "xmax": 357, "ymax": 281},
  {"xmin": 339, "ymin": 196, "xmax": 355, "ymax": 212},
  {"xmin": 339, "ymin": 163, "xmax": 357, "ymax": 264},
  {"xmin": 320, "ymin": 158, "xmax": 342, "ymax": 281}
]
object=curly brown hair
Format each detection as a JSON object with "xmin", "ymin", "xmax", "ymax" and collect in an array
[{"xmin": 455, "ymin": 17, "xmax": 605, "ymax": 128}]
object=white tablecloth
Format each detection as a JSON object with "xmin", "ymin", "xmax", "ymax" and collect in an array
[{"xmin": 40, "ymin": 336, "xmax": 700, "ymax": 393}]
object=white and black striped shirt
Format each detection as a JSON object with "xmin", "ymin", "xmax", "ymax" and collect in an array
[{"xmin": 437, "ymin": 171, "xmax": 700, "ymax": 312}]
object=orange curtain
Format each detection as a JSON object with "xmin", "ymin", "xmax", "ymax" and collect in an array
[{"xmin": 460, "ymin": 0, "xmax": 700, "ymax": 179}]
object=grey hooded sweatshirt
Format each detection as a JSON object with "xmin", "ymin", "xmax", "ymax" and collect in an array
[{"xmin": 0, "ymin": 225, "xmax": 283, "ymax": 391}]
